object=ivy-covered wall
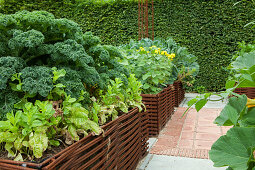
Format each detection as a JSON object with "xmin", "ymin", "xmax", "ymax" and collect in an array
[{"xmin": 1, "ymin": 0, "xmax": 255, "ymax": 91}]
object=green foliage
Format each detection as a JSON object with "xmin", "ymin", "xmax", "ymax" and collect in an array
[
  {"xmin": 0, "ymin": 88, "xmax": 20, "ymax": 120},
  {"xmin": 20, "ymin": 66, "xmax": 54, "ymax": 97},
  {"xmin": 91, "ymin": 74, "xmax": 144, "ymax": 125},
  {"xmin": 119, "ymin": 38, "xmax": 198, "ymax": 93},
  {"xmin": 214, "ymin": 95, "xmax": 247, "ymax": 126},
  {"xmin": 210, "ymin": 127, "xmax": 255, "ymax": 170},
  {"xmin": 185, "ymin": 43, "xmax": 255, "ymax": 169},
  {"xmin": 232, "ymin": 41, "xmax": 255, "ymax": 60},
  {"xmin": 120, "ymin": 41, "xmax": 173, "ymax": 94},
  {"xmin": 0, "ymin": 68, "xmax": 101, "ymax": 161},
  {"xmin": 0, "ymin": 57, "xmax": 25, "ymax": 89},
  {"xmin": 0, "ymin": 11, "xmax": 129, "ymax": 119},
  {"xmin": 0, "ymin": 10, "xmax": 144, "ymax": 161},
  {"xmin": 1, "ymin": 0, "xmax": 254, "ymax": 91}
]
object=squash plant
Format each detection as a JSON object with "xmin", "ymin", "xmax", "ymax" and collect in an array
[
  {"xmin": 185, "ymin": 46, "xmax": 255, "ymax": 170},
  {"xmin": 120, "ymin": 46, "xmax": 173, "ymax": 94},
  {"xmin": 119, "ymin": 38, "xmax": 199, "ymax": 94}
]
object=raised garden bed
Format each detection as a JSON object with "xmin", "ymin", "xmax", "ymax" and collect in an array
[
  {"xmin": 234, "ymin": 87, "xmax": 255, "ymax": 98},
  {"xmin": 141, "ymin": 85, "xmax": 175, "ymax": 136},
  {"xmin": 0, "ymin": 108, "xmax": 148, "ymax": 170},
  {"xmin": 173, "ymin": 81, "xmax": 185, "ymax": 107}
]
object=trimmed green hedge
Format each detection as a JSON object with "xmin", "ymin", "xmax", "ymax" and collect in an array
[{"xmin": 1, "ymin": 0, "xmax": 255, "ymax": 91}]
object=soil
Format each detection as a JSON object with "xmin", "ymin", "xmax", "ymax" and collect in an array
[{"xmin": 0, "ymin": 144, "xmax": 67, "ymax": 164}]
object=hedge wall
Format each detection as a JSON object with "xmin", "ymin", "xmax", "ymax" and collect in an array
[{"xmin": 1, "ymin": 0, "xmax": 255, "ymax": 91}]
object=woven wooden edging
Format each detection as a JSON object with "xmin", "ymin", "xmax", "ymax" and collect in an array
[
  {"xmin": 0, "ymin": 108, "xmax": 149, "ymax": 170},
  {"xmin": 173, "ymin": 81, "xmax": 185, "ymax": 107},
  {"xmin": 141, "ymin": 85, "xmax": 175, "ymax": 137},
  {"xmin": 234, "ymin": 87, "xmax": 255, "ymax": 98}
]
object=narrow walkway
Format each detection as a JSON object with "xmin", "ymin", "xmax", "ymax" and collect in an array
[
  {"xmin": 137, "ymin": 93, "xmax": 229, "ymax": 170},
  {"xmin": 150, "ymin": 107, "xmax": 231, "ymax": 159}
]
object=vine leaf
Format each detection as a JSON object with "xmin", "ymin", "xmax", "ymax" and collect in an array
[
  {"xmin": 214, "ymin": 95, "xmax": 247, "ymax": 126},
  {"xmin": 209, "ymin": 127, "xmax": 255, "ymax": 170}
]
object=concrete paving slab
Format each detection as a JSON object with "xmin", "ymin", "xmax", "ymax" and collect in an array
[
  {"xmin": 180, "ymin": 93, "xmax": 228, "ymax": 108},
  {"xmin": 137, "ymin": 154, "xmax": 154, "ymax": 170},
  {"xmin": 148, "ymin": 138, "xmax": 157, "ymax": 150},
  {"xmin": 144, "ymin": 155, "xmax": 225, "ymax": 170}
]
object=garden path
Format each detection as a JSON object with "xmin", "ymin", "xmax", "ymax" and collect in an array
[{"xmin": 137, "ymin": 93, "xmax": 229, "ymax": 170}]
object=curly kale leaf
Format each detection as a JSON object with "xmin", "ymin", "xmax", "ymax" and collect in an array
[
  {"xmin": 0, "ymin": 57, "xmax": 25, "ymax": 89},
  {"xmin": 8, "ymin": 29, "xmax": 44, "ymax": 51},
  {"xmin": 0, "ymin": 14, "xmax": 17, "ymax": 31},
  {"xmin": 50, "ymin": 39, "xmax": 94, "ymax": 65},
  {"xmin": 78, "ymin": 66, "xmax": 101, "ymax": 88},
  {"xmin": 103, "ymin": 45, "xmax": 123, "ymax": 60},
  {"xmin": 56, "ymin": 67, "xmax": 90, "ymax": 102},
  {"xmin": 13, "ymin": 11, "xmax": 81, "ymax": 41},
  {"xmin": 88, "ymin": 45, "xmax": 109, "ymax": 62},
  {"xmin": 0, "ymin": 67, "xmax": 14, "ymax": 90},
  {"xmin": 88, "ymin": 45, "xmax": 129, "ymax": 86},
  {"xmin": 0, "ymin": 87, "xmax": 20, "ymax": 120},
  {"xmin": 20, "ymin": 66, "xmax": 53, "ymax": 97},
  {"xmin": 78, "ymin": 32, "xmax": 101, "ymax": 50},
  {"xmin": 0, "ymin": 56, "xmax": 26, "ymax": 71}
]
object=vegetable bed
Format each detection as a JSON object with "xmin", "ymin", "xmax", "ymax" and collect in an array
[
  {"xmin": 141, "ymin": 85, "xmax": 175, "ymax": 136},
  {"xmin": 173, "ymin": 81, "xmax": 185, "ymax": 107},
  {"xmin": 234, "ymin": 87, "xmax": 255, "ymax": 99},
  {"xmin": 0, "ymin": 107, "xmax": 148, "ymax": 170}
]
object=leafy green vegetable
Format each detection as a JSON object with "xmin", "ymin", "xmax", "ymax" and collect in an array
[
  {"xmin": 90, "ymin": 74, "xmax": 144, "ymax": 125},
  {"xmin": 119, "ymin": 38, "xmax": 199, "ymax": 93},
  {"xmin": 214, "ymin": 95, "xmax": 247, "ymax": 126},
  {"xmin": 0, "ymin": 10, "xmax": 129, "ymax": 119},
  {"xmin": 210, "ymin": 127, "xmax": 255, "ymax": 170}
]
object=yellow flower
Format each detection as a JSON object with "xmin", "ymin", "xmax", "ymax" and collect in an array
[
  {"xmin": 247, "ymin": 98, "xmax": 255, "ymax": 108},
  {"xmin": 155, "ymin": 50, "xmax": 159, "ymax": 54},
  {"xmin": 151, "ymin": 45, "xmax": 156, "ymax": 48},
  {"xmin": 136, "ymin": 50, "xmax": 139, "ymax": 51},
  {"xmin": 161, "ymin": 51, "xmax": 164, "ymax": 55},
  {"xmin": 171, "ymin": 53, "xmax": 176, "ymax": 58},
  {"xmin": 147, "ymin": 51, "xmax": 149, "ymax": 53},
  {"xmin": 162, "ymin": 51, "xmax": 167, "ymax": 55},
  {"xmin": 139, "ymin": 47, "xmax": 145, "ymax": 51},
  {"xmin": 158, "ymin": 48, "xmax": 161, "ymax": 51}
]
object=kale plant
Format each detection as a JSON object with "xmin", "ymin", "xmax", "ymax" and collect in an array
[{"xmin": 0, "ymin": 10, "xmax": 128, "ymax": 119}]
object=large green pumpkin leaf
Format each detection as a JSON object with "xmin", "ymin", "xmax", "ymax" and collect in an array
[
  {"xmin": 210, "ymin": 127, "xmax": 255, "ymax": 170},
  {"xmin": 240, "ymin": 108, "xmax": 255, "ymax": 127},
  {"xmin": 238, "ymin": 65, "xmax": 255, "ymax": 88},
  {"xmin": 214, "ymin": 95, "xmax": 247, "ymax": 126},
  {"xmin": 231, "ymin": 52, "xmax": 255, "ymax": 70}
]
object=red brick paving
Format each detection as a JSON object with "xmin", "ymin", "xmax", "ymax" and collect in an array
[{"xmin": 150, "ymin": 107, "xmax": 232, "ymax": 159}]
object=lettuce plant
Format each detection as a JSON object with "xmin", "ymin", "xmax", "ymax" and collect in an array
[
  {"xmin": 0, "ymin": 68, "xmax": 101, "ymax": 161},
  {"xmin": 91, "ymin": 74, "xmax": 144, "ymax": 125}
]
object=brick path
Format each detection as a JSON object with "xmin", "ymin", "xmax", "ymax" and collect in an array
[{"xmin": 150, "ymin": 107, "xmax": 231, "ymax": 159}]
